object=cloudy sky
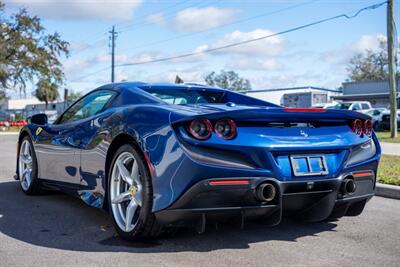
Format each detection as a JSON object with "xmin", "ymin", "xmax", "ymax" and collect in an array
[{"xmin": 3, "ymin": 0, "xmax": 395, "ymax": 97}]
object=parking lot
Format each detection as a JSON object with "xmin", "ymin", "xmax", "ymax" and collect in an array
[{"xmin": 0, "ymin": 134, "xmax": 399, "ymax": 266}]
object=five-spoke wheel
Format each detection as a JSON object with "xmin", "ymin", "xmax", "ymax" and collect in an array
[
  {"xmin": 108, "ymin": 144, "xmax": 163, "ymax": 240},
  {"xmin": 18, "ymin": 137, "xmax": 41, "ymax": 194},
  {"xmin": 110, "ymin": 151, "xmax": 144, "ymax": 232},
  {"xmin": 19, "ymin": 139, "xmax": 33, "ymax": 191}
]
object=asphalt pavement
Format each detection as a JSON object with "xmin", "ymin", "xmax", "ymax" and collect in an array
[{"xmin": 0, "ymin": 134, "xmax": 399, "ymax": 267}]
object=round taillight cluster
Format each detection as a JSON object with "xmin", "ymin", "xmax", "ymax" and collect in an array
[
  {"xmin": 215, "ymin": 119, "xmax": 237, "ymax": 140},
  {"xmin": 187, "ymin": 118, "xmax": 237, "ymax": 140},
  {"xmin": 187, "ymin": 118, "xmax": 213, "ymax": 140},
  {"xmin": 351, "ymin": 119, "xmax": 372, "ymax": 137},
  {"xmin": 363, "ymin": 119, "xmax": 373, "ymax": 137}
]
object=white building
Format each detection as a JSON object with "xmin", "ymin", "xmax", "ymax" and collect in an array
[
  {"xmin": 245, "ymin": 86, "xmax": 341, "ymax": 107},
  {"xmin": 332, "ymin": 80, "xmax": 400, "ymax": 108},
  {"xmin": 0, "ymin": 98, "xmax": 43, "ymax": 111}
]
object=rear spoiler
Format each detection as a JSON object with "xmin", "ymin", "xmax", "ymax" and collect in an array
[{"xmin": 170, "ymin": 107, "xmax": 371, "ymax": 124}]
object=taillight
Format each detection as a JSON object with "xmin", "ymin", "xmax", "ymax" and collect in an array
[
  {"xmin": 187, "ymin": 118, "xmax": 212, "ymax": 140},
  {"xmin": 214, "ymin": 118, "xmax": 237, "ymax": 140},
  {"xmin": 364, "ymin": 119, "xmax": 373, "ymax": 137},
  {"xmin": 352, "ymin": 119, "xmax": 363, "ymax": 136}
]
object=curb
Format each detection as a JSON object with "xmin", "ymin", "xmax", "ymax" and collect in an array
[{"xmin": 375, "ymin": 183, "xmax": 400, "ymax": 200}]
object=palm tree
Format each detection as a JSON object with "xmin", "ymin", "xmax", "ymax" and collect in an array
[{"xmin": 34, "ymin": 79, "xmax": 59, "ymax": 108}]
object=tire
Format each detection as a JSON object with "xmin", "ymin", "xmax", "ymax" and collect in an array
[
  {"xmin": 107, "ymin": 144, "xmax": 165, "ymax": 240},
  {"xmin": 17, "ymin": 136, "xmax": 42, "ymax": 195}
]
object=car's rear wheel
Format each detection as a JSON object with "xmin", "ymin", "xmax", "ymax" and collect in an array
[
  {"xmin": 108, "ymin": 144, "xmax": 164, "ymax": 240},
  {"xmin": 18, "ymin": 137, "xmax": 41, "ymax": 195}
]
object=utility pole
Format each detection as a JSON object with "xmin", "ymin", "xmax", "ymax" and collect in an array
[
  {"xmin": 387, "ymin": 0, "xmax": 398, "ymax": 138},
  {"xmin": 109, "ymin": 25, "xmax": 117, "ymax": 83}
]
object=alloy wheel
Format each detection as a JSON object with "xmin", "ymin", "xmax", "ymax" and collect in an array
[
  {"xmin": 19, "ymin": 139, "xmax": 33, "ymax": 191},
  {"xmin": 110, "ymin": 151, "xmax": 143, "ymax": 232}
]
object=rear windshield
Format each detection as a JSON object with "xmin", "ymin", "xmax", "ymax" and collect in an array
[{"xmin": 142, "ymin": 88, "xmax": 226, "ymax": 105}]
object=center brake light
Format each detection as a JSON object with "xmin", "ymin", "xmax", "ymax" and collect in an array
[{"xmin": 283, "ymin": 108, "xmax": 326, "ymax": 112}]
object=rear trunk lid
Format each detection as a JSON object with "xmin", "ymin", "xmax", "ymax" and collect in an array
[{"xmin": 171, "ymin": 106, "xmax": 372, "ymax": 150}]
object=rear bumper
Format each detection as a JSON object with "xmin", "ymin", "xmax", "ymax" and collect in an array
[{"xmin": 154, "ymin": 171, "xmax": 375, "ymax": 226}]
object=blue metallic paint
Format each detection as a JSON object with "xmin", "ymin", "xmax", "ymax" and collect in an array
[{"xmin": 17, "ymin": 82, "xmax": 381, "ymax": 217}]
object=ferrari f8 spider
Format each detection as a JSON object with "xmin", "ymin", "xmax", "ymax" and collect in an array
[{"xmin": 16, "ymin": 82, "xmax": 380, "ymax": 240}]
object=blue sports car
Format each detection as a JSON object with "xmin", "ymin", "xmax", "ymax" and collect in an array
[{"xmin": 16, "ymin": 82, "xmax": 380, "ymax": 240}]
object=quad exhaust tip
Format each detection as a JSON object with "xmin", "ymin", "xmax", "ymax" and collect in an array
[
  {"xmin": 256, "ymin": 182, "xmax": 277, "ymax": 202},
  {"xmin": 341, "ymin": 177, "xmax": 356, "ymax": 195}
]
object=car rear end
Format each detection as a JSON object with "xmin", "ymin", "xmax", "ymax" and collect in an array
[
  {"xmin": 380, "ymin": 112, "xmax": 400, "ymax": 130},
  {"xmin": 154, "ymin": 107, "xmax": 380, "ymax": 228}
]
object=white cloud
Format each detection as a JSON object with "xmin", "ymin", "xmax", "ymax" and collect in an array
[
  {"xmin": 354, "ymin": 34, "xmax": 386, "ymax": 52},
  {"xmin": 197, "ymin": 29, "xmax": 284, "ymax": 57},
  {"xmin": 4, "ymin": 0, "xmax": 142, "ymax": 20},
  {"xmin": 192, "ymin": 29, "xmax": 285, "ymax": 71},
  {"xmin": 226, "ymin": 57, "xmax": 281, "ymax": 71},
  {"xmin": 175, "ymin": 7, "xmax": 239, "ymax": 32},
  {"xmin": 146, "ymin": 13, "xmax": 165, "ymax": 26},
  {"xmin": 320, "ymin": 34, "xmax": 387, "ymax": 68}
]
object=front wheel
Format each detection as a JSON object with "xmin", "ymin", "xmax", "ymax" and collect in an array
[
  {"xmin": 108, "ymin": 144, "xmax": 164, "ymax": 240},
  {"xmin": 18, "ymin": 137, "xmax": 41, "ymax": 195}
]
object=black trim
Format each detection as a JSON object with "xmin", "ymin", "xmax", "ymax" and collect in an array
[{"xmin": 154, "ymin": 173, "xmax": 375, "ymax": 226}]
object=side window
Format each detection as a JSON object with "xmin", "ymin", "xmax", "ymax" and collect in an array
[
  {"xmin": 352, "ymin": 104, "xmax": 361, "ymax": 110},
  {"xmin": 58, "ymin": 90, "xmax": 115, "ymax": 124},
  {"xmin": 361, "ymin": 103, "xmax": 370, "ymax": 109}
]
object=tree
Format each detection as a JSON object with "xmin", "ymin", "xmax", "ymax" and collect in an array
[
  {"xmin": 35, "ymin": 79, "xmax": 59, "ymax": 108},
  {"xmin": 204, "ymin": 70, "xmax": 252, "ymax": 91},
  {"xmin": 347, "ymin": 39, "xmax": 399, "ymax": 82},
  {"xmin": 0, "ymin": 91, "xmax": 6, "ymax": 100},
  {"xmin": 66, "ymin": 91, "xmax": 82, "ymax": 102},
  {"xmin": 0, "ymin": 1, "xmax": 69, "ymax": 96}
]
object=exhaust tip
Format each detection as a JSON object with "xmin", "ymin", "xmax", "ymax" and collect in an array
[
  {"xmin": 341, "ymin": 177, "xmax": 356, "ymax": 195},
  {"xmin": 256, "ymin": 183, "xmax": 276, "ymax": 202}
]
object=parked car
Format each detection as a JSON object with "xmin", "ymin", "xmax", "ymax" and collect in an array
[
  {"xmin": 327, "ymin": 101, "xmax": 372, "ymax": 113},
  {"xmin": 311, "ymin": 103, "xmax": 336, "ymax": 109},
  {"xmin": 365, "ymin": 108, "xmax": 387, "ymax": 130},
  {"xmin": 0, "ymin": 110, "xmax": 11, "ymax": 121},
  {"xmin": 16, "ymin": 82, "xmax": 381, "ymax": 241},
  {"xmin": 378, "ymin": 110, "xmax": 400, "ymax": 131}
]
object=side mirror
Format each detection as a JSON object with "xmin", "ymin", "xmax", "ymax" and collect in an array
[{"xmin": 30, "ymin": 113, "xmax": 48, "ymax": 125}]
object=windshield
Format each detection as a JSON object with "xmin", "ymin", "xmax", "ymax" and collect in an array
[
  {"xmin": 327, "ymin": 103, "xmax": 352, "ymax": 110},
  {"xmin": 143, "ymin": 88, "xmax": 226, "ymax": 105}
]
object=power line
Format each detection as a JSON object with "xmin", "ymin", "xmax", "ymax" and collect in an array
[
  {"xmin": 71, "ymin": 36, "xmax": 108, "ymax": 56},
  {"xmin": 118, "ymin": 0, "xmax": 320, "ymax": 53},
  {"xmin": 69, "ymin": 1, "xmax": 195, "ymax": 56},
  {"xmin": 69, "ymin": 1, "xmax": 387, "ymax": 83},
  {"xmin": 116, "ymin": 1, "xmax": 387, "ymax": 68},
  {"xmin": 69, "ymin": 66, "xmax": 110, "ymax": 83}
]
